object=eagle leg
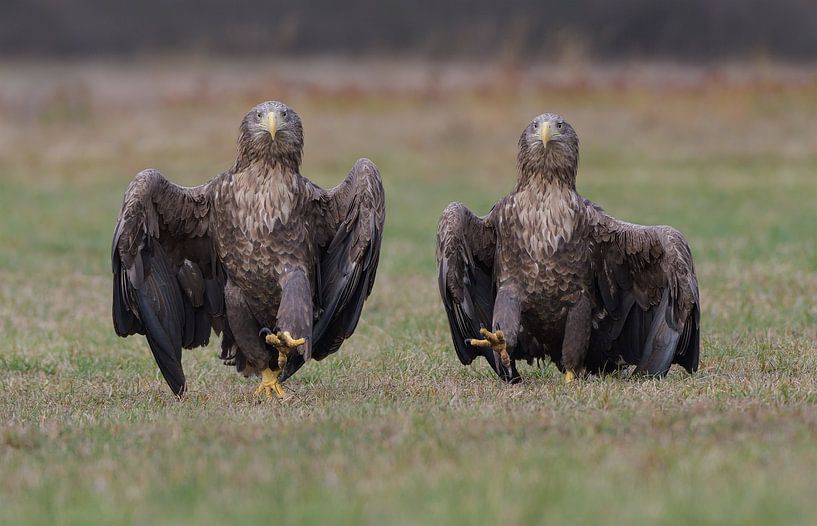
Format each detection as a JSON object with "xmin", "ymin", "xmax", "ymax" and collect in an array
[
  {"xmin": 561, "ymin": 295, "xmax": 592, "ymax": 384},
  {"xmin": 262, "ymin": 269, "xmax": 313, "ymax": 386},
  {"xmin": 254, "ymin": 367, "xmax": 286, "ymax": 400},
  {"xmin": 467, "ymin": 328, "xmax": 510, "ymax": 368},
  {"xmin": 253, "ymin": 327, "xmax": 306, "ymax": 401}
]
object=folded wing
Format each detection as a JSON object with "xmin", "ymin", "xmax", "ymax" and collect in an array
[
  {"xmin": 112, "ymin": 169, "xmax": 225, "ymax": 395},
  {"xmin": 436, "ymin": 202, "xmax": 520, "ymax": 379},
  {"xmin": 278, "ymin": 158, "xmax": 384, "ymax": 382},
  {"xmin": 586, "ymin": 200, "xmax": 700, "ymax": 376}
]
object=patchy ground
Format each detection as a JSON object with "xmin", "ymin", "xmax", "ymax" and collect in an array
[{"xmin": 1, "ymin": 60, "xmax": 816, "ymax": 525}]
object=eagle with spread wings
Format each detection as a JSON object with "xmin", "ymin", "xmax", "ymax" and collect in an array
[
  {"xmin": 112, "ymin": 101, "xmax": 385, "ymax": 398},
  {"xmin": 437, "ymin": 113, "xmax": 699, "ymax": 383}
]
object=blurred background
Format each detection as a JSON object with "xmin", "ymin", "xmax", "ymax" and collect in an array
[
  {"xmin": 1, "ymin": 2, "xmax": 816, "ymax": 524},
  {"xmin": 2, "ymin": 0, "xmax": 816, "ymax": 60}
]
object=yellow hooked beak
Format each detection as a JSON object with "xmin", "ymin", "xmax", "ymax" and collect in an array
[
  {"xmin": 540, "ymin": 121, "xmax": 554, "ymax": 145},
  {"xmin": 265, "ymin": 112, "xmax": 278, "ymax": 140}
]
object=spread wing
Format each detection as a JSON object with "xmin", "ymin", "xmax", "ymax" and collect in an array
[
  {"xmin": 585, "ymin": 200, "xmax": 700, "ymax": 376},
  {"xmin": 436, "ymin": 202, "xmax": 518, "ymax": 379},
  {"xmin": 112, "ymin": 169, "xmax": 225, "ymax": 395},
  {"xmin": 286, "ymin": 158, "xmax": 384, "ymax": 378}
]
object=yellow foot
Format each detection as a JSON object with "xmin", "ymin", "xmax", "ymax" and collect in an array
[
  {"xmin": 254, "ymin": 368, "xmax": 286, "ymax": 400},
  {"xmin": 467, "ymin": 328, "xmax": 510, "ymax": 368},
  {"xmin": 564, "ymin": 370, "xmax": 576, "ymax": 384},
  {"xmin": 265, "ymin": 330, "xmax": 306, "ymax": 369}
]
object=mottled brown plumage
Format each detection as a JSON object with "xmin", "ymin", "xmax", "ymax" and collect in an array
[
  {"xmin": 112, "ymin": 101, "xmax": 385, "ymax": 396},
  {"xmin": 437, "ymin": 113, "xmax": 699, "ymax": 382}
]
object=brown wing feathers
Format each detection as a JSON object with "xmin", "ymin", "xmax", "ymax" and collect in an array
[
  {"xmin": 436, "ymin": 203, "xmax": 495, "ymax": 365},
  {"xmin": 435, "ymin": 202, "xmax": 520, "ymax": 380},
  {"xmin": 278, "ymin": 159, "xmax": 385, "ymax": 383},
  {"xmin": 112, "ymin": 169, "xmax": 224, "ymax": 395},
  {"xmin": 588, "ymin": 205, "xmax": 700, "ymax": 375}
]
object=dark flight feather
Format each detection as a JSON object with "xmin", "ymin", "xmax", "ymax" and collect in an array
[
  {"xmin": 436, "ymin": 203, "xmax": 520, "ymax": 381},
  {"xmin": 279, "ymin": 159, "xmax": 385, "ymax": 382},
  {"xmin": 111, "ymin": 170, "xmax": 222, "ymax": 395}
]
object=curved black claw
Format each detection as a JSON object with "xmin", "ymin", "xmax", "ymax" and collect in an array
[{"xmin": 259, "ymin": 326, "xmax": 280, "ymax": 349}]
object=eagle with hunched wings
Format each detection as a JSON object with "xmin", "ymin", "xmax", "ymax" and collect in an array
[
  {"xmin": 112, "ymin": 101, "xmax": 385, "ymax": 398},
  {"xmin": 437, "ymin": 113, "xmax": 699, "ymax": 383}
]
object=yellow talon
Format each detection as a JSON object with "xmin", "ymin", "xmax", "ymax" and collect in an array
[
  {"xmin": 468, "ymin": 329, "xmax": 510, "ymax": 368},
  {"xmin": 564, "ymin": 370, "xmax": 576, "ymax": 384},
  {"xmin": 265, "ymin": 330, "xmax": 306, "ymax": 348},
  {"xmin": 283, "ymin": 331, "xmax": 306, "ymax": 347},
  {"xmin": 272, "ymin": 381, "xmax": 285, "ymax": 398},
  {"xmin": 265, "ymin": 330, "xmax": 306, "ymax": 369},
  {"xmin": 255, "ymin": 368, "xmax": 286, "ymax": 400}
]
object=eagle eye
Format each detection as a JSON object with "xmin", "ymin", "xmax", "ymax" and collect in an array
[
  {"xmin": 256, "ymin": 111, "xmax": 263, "ymax": 119},
  {"xmin": 556, "ymin": 122, "xmax": 563, "ymax": 129},
  {"xmin": 282, "ymin": 110, "xmax": 288, "ymax": 118}
]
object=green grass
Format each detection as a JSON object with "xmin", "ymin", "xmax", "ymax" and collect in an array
[{"xmin": 1, "ymin": 61, "xmax": 816, "ymax": 525}]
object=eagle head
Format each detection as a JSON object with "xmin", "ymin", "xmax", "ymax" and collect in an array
[
  {"xmin": 518, "ymin": 113, "xmax": 579, "ymax": 187},
  {"xmin": 238, "ymin": 101, "xmax": 304, "ymax": 170}
]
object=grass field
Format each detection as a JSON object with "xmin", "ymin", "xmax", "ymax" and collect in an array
[{"xmin": 1, "ymin": 60, "xmax": 816, "ymax": 525}]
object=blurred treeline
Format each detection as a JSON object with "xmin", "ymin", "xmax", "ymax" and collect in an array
[{"xmin": 1, "ymin": 0, "xmax": 815, "ymax": 61}]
